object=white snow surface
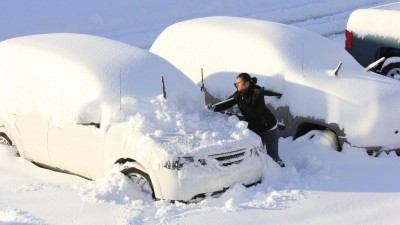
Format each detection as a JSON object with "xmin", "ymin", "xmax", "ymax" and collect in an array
[
  {"xmin": 1, "ymin": 1, "xmax": 400, "ymax": 225},
  {"xmin": 347, "ymin": 2, "xmax": 400, "ymax": 40},
  {"xmin": 0, "ymin": 33, "xmax": 201, "ymax": 125}
]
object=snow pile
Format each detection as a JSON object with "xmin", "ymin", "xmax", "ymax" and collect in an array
[
  {"xmin": 75, "ymin": 166, "xmax": 151, "ymax": 204},
  {"xmin": 150, "ymin": 16, "xmax": 367, "ymax": 97},
  {"xmin": 119, "ymin": 97, "xmax": 260, "ymax": 159},
  {"xmin": 0, "ymin": 33, "xmax": 202, "ymax": 128},
  {"xmin": 347, "ymin": 3, "xmax": 400, "ymax": 40}
]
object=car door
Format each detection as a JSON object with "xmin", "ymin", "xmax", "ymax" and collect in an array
[
  {"xmin": 47, "ymin": 122, "xmax": 105, "ymax": 179},
  {"xmin": 14, "ymin": 112, "xmax": 51, "ymax": 165}
]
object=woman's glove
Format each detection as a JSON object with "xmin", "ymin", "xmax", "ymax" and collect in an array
[{"xmin": 207, "ymin": 103, "xmax": 215, "ymax": 110}]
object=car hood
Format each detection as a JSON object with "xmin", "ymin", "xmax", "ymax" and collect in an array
[{"xmin": 117, "ymin": 96, "xmax": 262, "ymax": 166}]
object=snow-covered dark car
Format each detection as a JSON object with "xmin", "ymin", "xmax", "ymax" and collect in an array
[
  {"xmin": 346, "ymin": 3, "xmax": 400, "ymax": 79},
  {"xmin": 0, "ymin": 33, "xmax": 265, "ymax": 202},
  {"xmin": 150, "ymin": 16, "xmax": 400, "ymax": 156}
]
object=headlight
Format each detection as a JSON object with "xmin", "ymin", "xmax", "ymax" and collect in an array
[{"xmin": 163, "ymin": 157, "xmax": 207, "ymax": 170}]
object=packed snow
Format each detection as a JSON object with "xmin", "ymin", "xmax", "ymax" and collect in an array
[
  {"xmin": 347, "ymin": 2, "xmax": 400, "ymax": 40},
  {"xmin": 1, "ymin": 0, "xmax": 400, "ymax": 225}
]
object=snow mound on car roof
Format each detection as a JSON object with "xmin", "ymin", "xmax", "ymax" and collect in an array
[
  {"xmin": 347, "ymin": 5, "xmax": 400, "ymax": 41},
  {"xmin": 0, "ymin": 33, "xmax": 202, "ymax": 125},
  {"xmin": 150, "ymin": 16, "xmax": 365, "ymax": 99}
]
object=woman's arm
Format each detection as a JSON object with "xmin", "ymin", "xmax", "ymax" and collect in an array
[
  {"xmin": 262, "ymin": 87, "xmax": 282, "ymax": 98},
  {"xmin": 211, "ymin": 97, "xmax": 236, "ymax": 112}
]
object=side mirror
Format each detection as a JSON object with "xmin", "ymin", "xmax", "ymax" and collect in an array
[{"xmin": 75, "ymin": 101, "xmax": 101, "ymax": 128}]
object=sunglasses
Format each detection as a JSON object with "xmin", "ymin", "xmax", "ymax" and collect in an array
[
  {"xmin": 234, "ymin": 81, "xmax": 243, "ymax": 87},
  {"xmin": 234, "ymin": 81, "xmax": 244, "ymax": 88}
]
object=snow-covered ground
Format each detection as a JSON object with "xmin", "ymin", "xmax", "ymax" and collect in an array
[
  {"xmin": 1, "ymin": 1, "xmax": 400, "ymax": 225},
  {"xmin": 2, "ymin": 139, "xmax": 399, "ymax": 225}
]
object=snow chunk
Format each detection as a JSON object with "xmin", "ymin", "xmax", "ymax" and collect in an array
[
  {"xmin": 75, "ymin": 166, "xmax": 151, "ymax": 204},
  {"xmin": 119, "ymin": 97, "xmax": 261, "ymax": 162},
  {"xmin": 347, "ymin": 4, "xmax": 400, "ymax": 41}
]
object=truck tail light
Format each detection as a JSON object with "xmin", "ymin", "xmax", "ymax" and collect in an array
[{"xmin": 345, "ymin": 30, "xmax": 352, "ymax": 50}]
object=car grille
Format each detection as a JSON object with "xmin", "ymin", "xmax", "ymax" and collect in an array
[{"xmin": 209, "ymin": 148, "xmax": 247, "ymax": 167}]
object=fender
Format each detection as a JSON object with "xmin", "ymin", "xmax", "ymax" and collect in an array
[
  {"xmin": 0, "ymin": 115, "xmax": 25, "ymax": 157},
  {"xmin": 287, "ymin": 116, "xmax": 346, "ymax": 151}
]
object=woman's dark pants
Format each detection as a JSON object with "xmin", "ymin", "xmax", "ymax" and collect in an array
[{"xmin": 257, "ymin": 127, "xmax": 280, "ymax": 160}]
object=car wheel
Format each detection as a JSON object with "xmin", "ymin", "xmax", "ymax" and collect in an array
[
  {"xmin": 0, "ymin": 132, "xmax": 12, "ymax": 146},
  {"xmin": 305, "ymin": 129, "xmax": 339, "ymax": 151},
  {"xmin": 381, "ymin": 62, "xmax": 400, "ymax": 79},
  {"xmin": 122, "ymin": 167, "xmax": 155, "ymax": 199}
]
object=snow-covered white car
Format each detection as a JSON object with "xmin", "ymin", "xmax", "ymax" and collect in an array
[
  {"xmin": 0, "ymin": 33, "xmax": 265, "ymax": 202},
  {"xmin": 150, "ymin": 16, "xmax": 400, "ymax": 156},
  {"xmin": 345, "ymin": 2, "xmax": 400, "ymax": 78}
]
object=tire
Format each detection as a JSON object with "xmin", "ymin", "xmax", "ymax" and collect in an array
[
  {"xmin": 122, "ymin": 167, "xmax": 155, "ymax": 199},
  {"xmin": 305, "ymin": 129, "xmax": 339, "ymax": 151},
  {"xmin": 381, "ymin": 62, "xmax": 400, "ymax": 79},
  {"xmin": 0, "ymin": 132, "xmax": 12, "ymax": 146}
]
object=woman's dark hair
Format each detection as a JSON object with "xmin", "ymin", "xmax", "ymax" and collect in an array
[{"xmin": 237, "ymin": 72, "xmax": 257, "ymax": 85}]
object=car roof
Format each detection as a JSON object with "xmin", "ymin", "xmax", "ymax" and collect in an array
[
  {"xmin": 347, "ymin": 5, "xmax": 400, "ymax": 40},
  {"xmin": 0, "ymin": 33, "xmax": 200, "ymax": 122},
  {"xmin": 0, "ymin": 33, "xmax": 196, "ymax": 99},
  {"xmin": 151, "ymin": 16, "xmax": 363, "ymax": 85}
]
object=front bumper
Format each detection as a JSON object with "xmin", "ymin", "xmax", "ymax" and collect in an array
[{"xmin": 153, "ymin": 153, "xmax": 266, "ymax": 201}]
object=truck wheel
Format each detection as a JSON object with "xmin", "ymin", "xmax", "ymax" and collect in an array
[
  {"xmin": 0, "ymin": 132, "xmax": 12, "ymax": 146},
  {"xmin": 122, "ymin": 167, "xmax": 155, "ymax": 199},
  {"xmin": 381, "ymin": 62, "xmax": 400, "ymax": 79}
]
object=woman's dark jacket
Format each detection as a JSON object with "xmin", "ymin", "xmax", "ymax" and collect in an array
[{"xmin": 213, "ymin": 85, "xmax": 282, "ymax": 133}]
